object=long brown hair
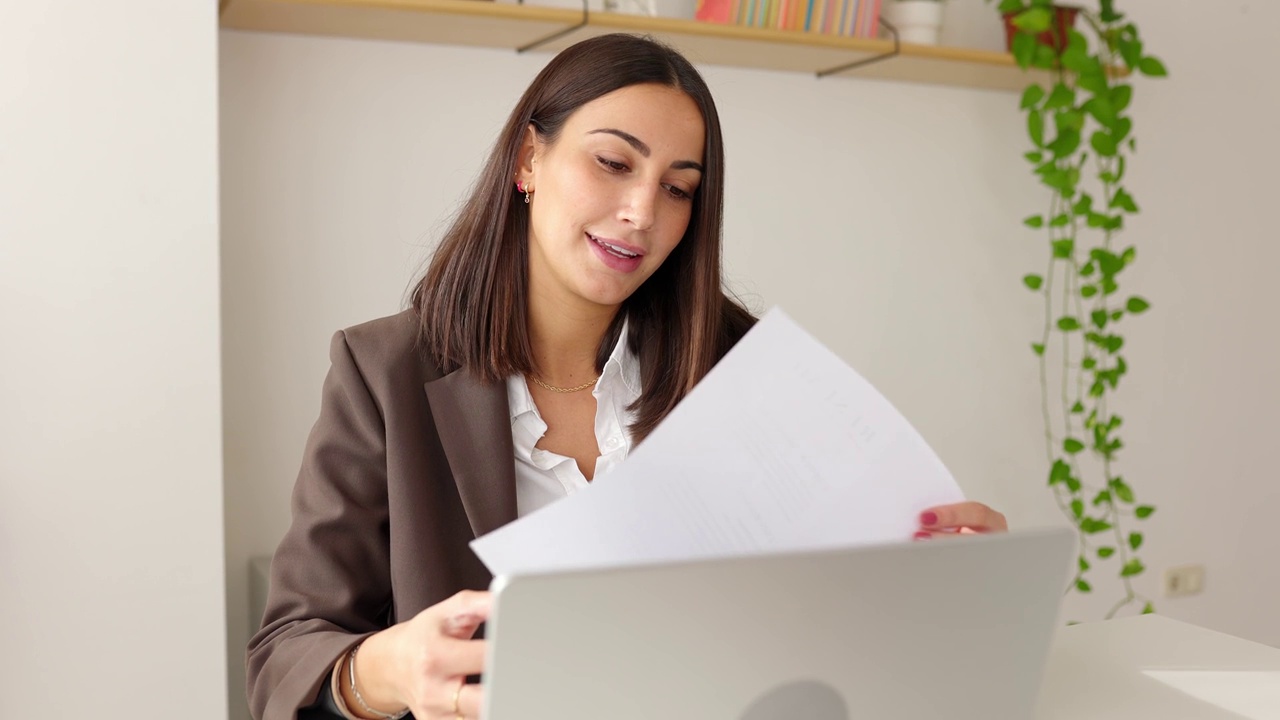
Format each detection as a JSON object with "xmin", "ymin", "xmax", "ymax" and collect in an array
[{"xmin": 413, "ymin": 33, "xmax": 754, "ymax": 442}]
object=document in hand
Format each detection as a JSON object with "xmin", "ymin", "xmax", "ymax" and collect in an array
[{"xmin": 470, "ymin": 307, "xmax": 966, "ymax": 577}]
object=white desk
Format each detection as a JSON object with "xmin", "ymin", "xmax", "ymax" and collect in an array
[{"xmin": 1037, "ymin": 615, "xmax": 1280, "ymax": 719}]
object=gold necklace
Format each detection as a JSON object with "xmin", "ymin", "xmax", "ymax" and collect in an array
[{"xmin": 529, "ymin": 374, "xmax": 600, "ymax": 393}]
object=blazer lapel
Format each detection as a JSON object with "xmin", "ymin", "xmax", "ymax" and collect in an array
[{"xmin": 424, "ymin": 370, "xmax": 518, "ymax": 538}]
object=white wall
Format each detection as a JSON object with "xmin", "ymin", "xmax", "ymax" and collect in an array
[
  {"xmin": 0, "ymin": 2, "xmax": 228, "ymax": 719},
  {"xmin": 220, "ymin": 1, "xmax": 1280, "ymax": 717}
]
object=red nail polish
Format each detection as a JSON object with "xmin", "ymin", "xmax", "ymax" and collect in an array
[
  {"xmin": 920, "ymin": 511, "xmax": 938, "ymax": 526},
  {"xmin": 914, "ymin": 531, "xmax": 932, "ymax": 540}
]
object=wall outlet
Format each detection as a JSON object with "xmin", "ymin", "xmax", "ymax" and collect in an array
[{"xmin": 1163, "ymin": 563, "xmax": 1205, "ymax": 598}]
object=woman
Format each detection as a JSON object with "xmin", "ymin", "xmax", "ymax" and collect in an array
[{"xmin": 246, "ymin": 32, "xmax": 1007, "ymax": 720}]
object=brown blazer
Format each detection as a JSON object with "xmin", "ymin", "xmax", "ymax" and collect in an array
[{"xmin": 246, "ymin": 309, "xmax": 518, "ymax": 720}]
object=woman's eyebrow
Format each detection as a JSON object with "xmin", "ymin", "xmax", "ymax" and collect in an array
[{"xmin": 588, "ymin": 128, "xmax": 704, "ymax": 173}]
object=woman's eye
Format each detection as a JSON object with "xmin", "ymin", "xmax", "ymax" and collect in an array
[
  {"xmin": 596, "ymin": 156, "xmax": 627, "ymax": 173},
  {"xmin": 665, "ymin": 184, "xmax": 692, "ymax": 201}
]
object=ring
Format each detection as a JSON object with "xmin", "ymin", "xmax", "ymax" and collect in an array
[{"xmin": 452, "ymin": 680, "xmax": 464, "ymax": 718}]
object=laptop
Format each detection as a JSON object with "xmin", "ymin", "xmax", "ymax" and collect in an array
[{"xmin": 481, "ymin": 527, "xmax": 1075, "ymax": 720}]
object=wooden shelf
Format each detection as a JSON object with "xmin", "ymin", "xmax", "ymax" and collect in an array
[{"xmin": 219, "ymin": 0, "xmax": 1043, "ymax": 92}]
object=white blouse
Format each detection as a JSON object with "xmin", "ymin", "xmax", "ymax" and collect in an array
[{"xmin": 506, "ymin": 321, "xmax": 641, "ymax": 517}]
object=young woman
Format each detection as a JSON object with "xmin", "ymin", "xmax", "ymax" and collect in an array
[{"xmin": 247, "ymin": 32, "xmax": 1007, "ymax": 720}]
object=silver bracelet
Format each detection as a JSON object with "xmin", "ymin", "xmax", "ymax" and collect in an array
[{"xmin": 347, "ymin": 641, "xmax": 410, "ymax": 720}]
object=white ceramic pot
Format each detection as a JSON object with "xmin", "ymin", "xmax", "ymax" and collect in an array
[
  {"xmin": 883, "ymin": 0, "xmax": 945, "ymax": 46},
  {"xmin": 496, "ymin": 0, "xmax": 606, "ymax": 10},
  {"xmin": 605, "ymin": 0, "xmax": 697, "ymax": 17}
]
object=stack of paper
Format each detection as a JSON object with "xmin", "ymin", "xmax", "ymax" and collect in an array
[{"xmin": 471, "ymin": 307, "xmax": 964, "ymax": 576}]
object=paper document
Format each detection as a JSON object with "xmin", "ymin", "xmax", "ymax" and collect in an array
[{"xmin": 470, "ymin": 307, "xmax": 965, "ymax": 576}]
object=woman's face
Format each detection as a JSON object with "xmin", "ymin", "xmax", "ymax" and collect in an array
[{"xmin": 522, "ymin": 83, "xmax": 706, "ymax": 314}]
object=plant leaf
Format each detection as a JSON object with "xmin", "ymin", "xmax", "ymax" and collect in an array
[
  {"xmin": 1135, "ymin": 505, "xmax": 1155, "ymax": 519},
  {"xmin": 1064, "ymin": 438, "xmax": 1085, "ymax": 454},
  {"xmin": 1111, "ymin": 84, "xmax": 1133, "ymax": 112},
  {"xmin": 1061, "ymin": 30, "xmax": 1089, "ymax": 72},
  {"xmin": 1028, "ymin": 109, "xmax": 1045, "ymax": 147},
  {"xmin": 1013, "ymin": 7, "xmax": 1053, "ymax": 32},
  {"xmin": 1052, "ymin": 238, "xmax": 1074, "ymax": 258},
  {"xmin": 1126, "ymin": 296, "xmax": 1151, "ymax": 313},
  {"xmin": 1032, "ymin": 44, "xmax": 1057, "ymax": 70},
  {"xmin": 1071, "ymin": 401, "xmax": 1085, "ymax": 413},
  {"xmin": 1139, "ymin": 56, "xmax": 1168, "ymax": 77},
  {"xmin": 1023, "ymin": 274, "xmax": 1044, "ymax": 290},
  {"xmin": 1013, "ymin": 31, "xmax": 1038, "ymax": 69},
  {"xmin": 1056, "ymin": 109, "xmax": 1085, "ymax": 133},
  {"xmin": 1143, "ymin": 602, "xmax": 1155, "ymax": 615},
  {"xmin": 1021, "ymin": 84, "xmax": 1046, "ymax": 110},
  {"xmin": 1113, "ymin": 479, "xmax": 1134, "ymax": 503},
  {"xmin": 1121, "ymin": 559, "xmax": 1145, "ymax": 577},
  {"xmin": 1049, "ymin": 459, "xmax": 1071, "ymax": 484},
  {"xmin": 1111, "ymin": 188, "xmax": 1140, "ymax": 213},
  {"xmin": 1081, "ymin": 518, "xmax": 1113, "ymax": 534},
  {"xmin": 1076, "ymin": 579, "xmax": 1092, "ymax": 593},
  {"xmin": 1032, "ymin": 342, "xmax": 1045, "ymax": 356},
  {"xmin": 1084, "ymin": 96, "xmax": 1117, "ymax": 128},
  {"xmin": 1081, "ymin": 285, "xmax": 1097, "ymax": 298},
  {"xmin": 1024, "ymin": 214, "xmax": 1045, "ymax": 229},
  {"xmin": 1091, "ymin": 131, "xmax": 1118, "ymax": 157},
  {"xmin": 1071, "ymin": 499, "xmax": 1084, "ymax": 519},
  {"xmin": 1113, "ymin": 117, "xmax": 1133, "ymax": 144},
  {"xmin": 1045, "ymin": 82, "xmax": 1075, "ymax": 110},
  {"xmin": 1129, "ymin": 532, "xmax": 1143, "ymax": 550},
  {"xmin": 1078, "ymin": 66, "xmax": 1110, "ymax": 95},
  {"xmin": 1118, "ymin": 38, "xmax": 1143, "ymax": 69}
]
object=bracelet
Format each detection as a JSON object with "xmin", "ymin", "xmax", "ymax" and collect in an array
[{"xmin": 347, "ymin": 641, "xmax": 409, "ymax": 720}]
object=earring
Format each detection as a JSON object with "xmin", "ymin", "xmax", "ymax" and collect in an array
[{"xmin": 523, "ymin": 183, "xmax": 533, "ymax": 204}]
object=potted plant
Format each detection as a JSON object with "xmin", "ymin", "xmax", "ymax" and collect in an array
[
  {"xmin": 988, "ymin": 0, "xmax": 1168, "ymax": 619},
  {"xmin": 883, "ymin": 0, "xmax": 946, "ymax": 45}
]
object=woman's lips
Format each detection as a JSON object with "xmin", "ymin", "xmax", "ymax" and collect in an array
[{"xmin": 587, "ymin": 233, "xmax": 644, "ymax": 273}]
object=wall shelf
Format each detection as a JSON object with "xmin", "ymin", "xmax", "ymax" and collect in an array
[{"xmin": 219, "ymin": 0, "xmax": 1042, "ymax": 92}]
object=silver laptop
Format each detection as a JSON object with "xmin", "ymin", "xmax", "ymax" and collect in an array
[{"xmin": 481, "ymin": 527, "xmax": 1075, "ymax": 720}]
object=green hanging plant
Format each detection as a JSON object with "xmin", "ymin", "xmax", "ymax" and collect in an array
[{"xmin": 990, "ymin": 0, "xmax": 1168, "ymax": 619}]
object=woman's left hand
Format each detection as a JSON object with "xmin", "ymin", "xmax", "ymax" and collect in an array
[{"xmin": 914, "ymin": 501, "xmax": 1008, "ymax": 539}]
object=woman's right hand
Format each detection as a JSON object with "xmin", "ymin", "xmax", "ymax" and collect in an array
[{"xmin": 342, "ymin": 590, "xmax": 493, "ymax": 720}]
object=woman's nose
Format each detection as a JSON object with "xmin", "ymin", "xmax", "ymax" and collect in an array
[{"xmin": 619, "ymin": 182, "xmax": 657, "ymax": 231}]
